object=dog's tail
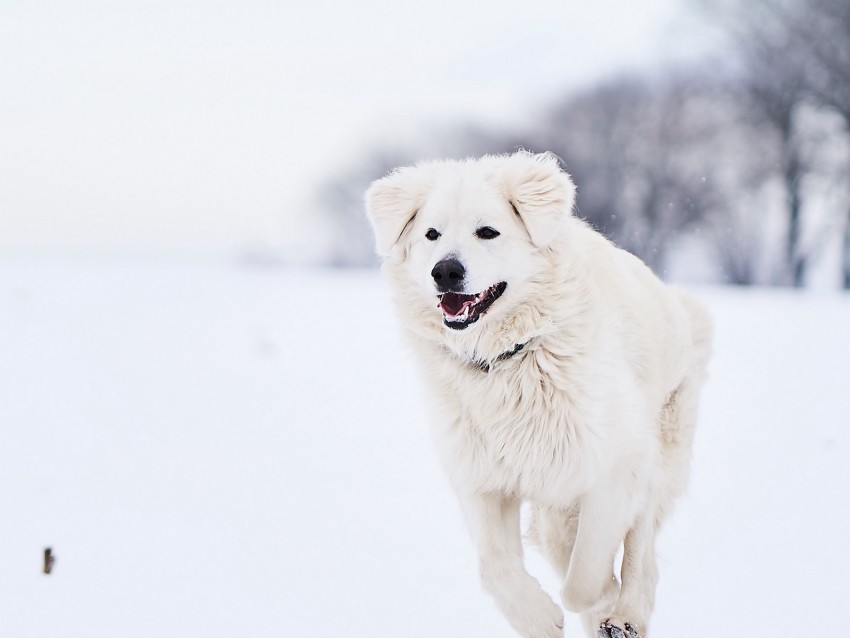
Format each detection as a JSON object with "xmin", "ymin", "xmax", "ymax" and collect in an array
[
  {"xmin": 675, "ymin": 288, "xmax": 713, "ymax": 380},
  {"xmin": 652, "ymin": 288, "xmax": 713, "ymax": 520}
]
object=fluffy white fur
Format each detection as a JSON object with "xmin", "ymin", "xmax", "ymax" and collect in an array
[{"xmin": 365, "ymin": 151, "xmax": 712, "ymax": 638}]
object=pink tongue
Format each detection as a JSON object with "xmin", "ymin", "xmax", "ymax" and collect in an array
[{"xmin": 440, "ymin": 293, "xmax": 474, "ymax": 316}]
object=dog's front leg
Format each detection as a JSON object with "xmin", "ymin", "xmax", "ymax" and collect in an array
[
  {"xmin": 560, "ymin": 469, "xmax": 639, "ymax": 628},
  {"xmin": 458, "ymin": 491, "xmax": 564, "ymax": 638}
]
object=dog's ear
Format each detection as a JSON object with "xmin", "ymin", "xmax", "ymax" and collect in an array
[
  {"xmin": 365, "ymin": 166, "xmax": 428, "ymax": 258},
  {"xmin": 502, "ymin": 151, "xmax": 576, "ymax": 248}
]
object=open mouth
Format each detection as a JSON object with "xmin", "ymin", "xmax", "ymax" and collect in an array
[{"xmin": 437, "ymin": 282, "xmax": 507, "ymax": 330}]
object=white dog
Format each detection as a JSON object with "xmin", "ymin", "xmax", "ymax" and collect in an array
[{"xmin": 365, "ymin": 151, "xmax": 711, "ymax": 638}]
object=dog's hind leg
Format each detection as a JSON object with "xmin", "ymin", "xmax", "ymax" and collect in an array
[
  {"xmin": 602, "ymin": 344, "xmax": 711, "ymax": 637},
  {"xmin": 458, "ymin": 492, "xmax": 565, "ymax": 638},
  {"xmin": 526, "ymin": 503, "xmax": 580, "ymax": 579},
  {"xmin": 599, "ymin": 513, "xmax": 659, "ymax": 638}
]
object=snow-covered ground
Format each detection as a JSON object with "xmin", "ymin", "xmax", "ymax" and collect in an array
[{"xmin": 1, "ymin": 260, "xmax": 847, "ymax": 637}]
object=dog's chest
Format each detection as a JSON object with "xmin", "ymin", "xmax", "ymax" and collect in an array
[{"xmin": 430, "ymin": 354, "xmax": 600, "ymax": 505}]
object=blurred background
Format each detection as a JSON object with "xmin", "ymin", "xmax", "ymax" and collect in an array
[
  {"xmin": 3, "ymin": 0, "xmax": 848, "ymax": 287},
  {"xmin": 2, "ymin": 2, "xmax": 849, "ymax": 637}
]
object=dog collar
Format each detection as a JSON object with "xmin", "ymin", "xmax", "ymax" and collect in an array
[{"xmin": 474, "ymin": 342, "xmax": 527, "ymax": 373}]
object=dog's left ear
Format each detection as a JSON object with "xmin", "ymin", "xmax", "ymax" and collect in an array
[
  {"xmin": 502, "ymin": 152, "xmax": 576, "ymax": 248},
  {"xmin": 365, "ymin": 166, "xmax": 428, "ymax": 258}
]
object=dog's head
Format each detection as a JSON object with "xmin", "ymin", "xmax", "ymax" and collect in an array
[{"xmin": 366, "ymin": 151, "xmax": 576, "ymax": 338}]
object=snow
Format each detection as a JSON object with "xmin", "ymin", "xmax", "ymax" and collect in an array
[{"xmin": 1, "ymin": 260, "xmax": 848, "ymax": 637}]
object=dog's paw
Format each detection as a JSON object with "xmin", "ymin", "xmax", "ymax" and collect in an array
[
  {"xmin": 484, "ymin": 566, "xmax": 563, "ymax": 638},
  {"xmin": 501, "ymin": 588, "xmax": 564, "ymax": 638},
  {"xmin": 598, "ymin": 621, "xmax": 640, "ymax": 638}
]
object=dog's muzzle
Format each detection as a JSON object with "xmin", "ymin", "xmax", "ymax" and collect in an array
[{"xmin": 438, "ymin": 281, "xmax": 507, "ymax": 330}]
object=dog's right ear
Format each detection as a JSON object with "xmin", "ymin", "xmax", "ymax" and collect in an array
[{"xmin": 365, "ymin": 166, "xmax": 428, "ymax": 258}]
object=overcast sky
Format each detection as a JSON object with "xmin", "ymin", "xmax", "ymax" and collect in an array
[{"xmin": 0, "ymin": 0, "xmax": 711, "ymax": 260}]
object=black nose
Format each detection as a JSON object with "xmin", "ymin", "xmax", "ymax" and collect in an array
[{"xmin": 431, "ymin": 258, "xmax": 466, "ymax": 291}]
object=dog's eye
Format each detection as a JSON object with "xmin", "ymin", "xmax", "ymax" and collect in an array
[
  {"xmin": 475, "ymin": 226, "xmax": 500, "ymax": 240},
  {"xmin": 425, "ymin": 228, "xmax": 441, "ymax": 241}
]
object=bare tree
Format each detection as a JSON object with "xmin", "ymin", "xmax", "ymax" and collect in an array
[
  {"xmin": 763, "ymin": 0, "xmax": 850, "ymax": 286},
  {"xmin": 319, "ymin": 2, "xmax": 850, "ymax": 287},
  {"xmin": 696, "ymin": 0, "xmax": 850, "ymax": 286},
  {"xmin": 733, "ymin": 6, "xmax": 809, "ymax": 285},
  {"xmin": 540, "ymin": 74, "xmax": 718, "ymax": 276},
  {"xmin": 319, "ymin": 74, "xmax": 736, "ymax": 279},
  {"xmin": 684, "ymin": 79, "xmax": 785, "ymax": 285}
]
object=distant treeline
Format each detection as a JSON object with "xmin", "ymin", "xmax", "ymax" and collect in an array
[{"xmin": 318, "ymin": 0, "xmax": 850, "ymax": 288}]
